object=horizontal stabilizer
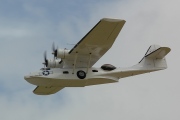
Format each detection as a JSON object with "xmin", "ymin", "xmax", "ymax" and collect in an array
[
  {"xmin": 138, "ymin": 44, "xmax": 171, "ymax": 69},
  {"xmin": 145, "ymin": 47, "xmax": 171, "ymax": 59}
]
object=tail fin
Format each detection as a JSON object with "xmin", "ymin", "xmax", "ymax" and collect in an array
[{"xmin": 138, "ymin": 45, "xmax": 171, "ymax": 69}]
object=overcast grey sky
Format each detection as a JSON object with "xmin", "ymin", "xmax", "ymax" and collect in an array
[{"xmin": 0, "ymin": 0, "xmax": 179, "ymax": 120}]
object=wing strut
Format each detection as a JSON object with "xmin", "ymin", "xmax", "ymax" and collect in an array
[
  {"xmin": 86, "ymin": 53, "xmax": 92, "ymax": 73},
  {"xmin": 72, "ymin": 52, "xmax": 78, "ymax": 74}
]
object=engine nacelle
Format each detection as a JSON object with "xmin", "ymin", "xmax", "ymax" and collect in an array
[
  {"xmin": 47, "ymin": 59, "xmax": 62, "ymax": 68},
  {"xmin": 56, "ymin": 49, "xmax": 70, "ymax": 59}
]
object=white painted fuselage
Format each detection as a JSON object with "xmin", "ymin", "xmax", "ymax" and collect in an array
[{"xmin": 24, "ymin": 67, "xmax": 159, "ymax": 87}]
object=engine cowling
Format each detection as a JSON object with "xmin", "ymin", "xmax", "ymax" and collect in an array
[
  {"xmin": 46, "ymin": 59, "xmax": 62, "ymax": 68},
  {"xmin": 56, "ymin": 49, "xmax": 70, "ymax": 59}
]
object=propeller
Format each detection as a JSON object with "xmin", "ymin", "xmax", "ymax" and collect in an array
[
  {"xmin": 52, "ymin": 42, "xmax": 58, "ymax": 59},
  {"xmin": 43, "ymin": 51, "xmax": 48, "ymax": 67}
]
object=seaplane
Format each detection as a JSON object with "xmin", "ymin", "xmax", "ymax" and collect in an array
[{"xmin": 24, "ymin": 18, "xmax": 171, "ymax": 95}]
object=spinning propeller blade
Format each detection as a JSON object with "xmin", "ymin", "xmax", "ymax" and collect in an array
[
  {"xmin": 43, "ymin": 51, "xmax": 48, "ymax": 67},
  {"xmin": 52, "ymin": 42, "xmax": 58, "ymax": 59}
]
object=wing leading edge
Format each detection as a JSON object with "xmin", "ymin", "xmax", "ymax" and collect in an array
[{"xmin": 63, "ymin": 18, "xmax": 126, "ymax": 68}]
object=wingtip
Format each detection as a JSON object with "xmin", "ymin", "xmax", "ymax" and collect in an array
[
  {"xmin": 33, "ymin": 91, "xmax": 51, "ymax": 95},
  {"xmin": 101, "ymin": 18, "xmax": 126, "ymax": 23}
]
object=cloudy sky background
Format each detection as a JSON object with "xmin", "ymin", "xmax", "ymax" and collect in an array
[{"xmin": 0, "ymin": 0, "xmax": 179, "ymax": 119}]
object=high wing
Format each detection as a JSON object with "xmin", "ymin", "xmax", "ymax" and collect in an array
[
  {"xmin": 33, "ymin": 86, "xmax": 64, "ymax": 95},
  {"xmin": 62, "ymin": 18, "xmax": 126, "ymax": 68}
]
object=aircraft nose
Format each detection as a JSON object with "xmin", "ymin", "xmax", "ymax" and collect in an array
[{"xmin": 24, "ymin": 75, "xmax": 31, "ymax": 80}]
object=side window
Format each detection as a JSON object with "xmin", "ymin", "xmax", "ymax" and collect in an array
[
  {"xmin": 92, "ymin": 70, "xmax": 98, "ymax": 72},
  {"xmin": 63, "ymin": 71, "xmax": 69, "ymax": 74},
  {"xmin": 101, "ymin": 64, "xmax": 116, "ymax": 71}
]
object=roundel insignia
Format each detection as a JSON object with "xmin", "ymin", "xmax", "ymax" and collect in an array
[{"xmin": 42, "ymin": 71, "xmax": 49, "ymax": 76}]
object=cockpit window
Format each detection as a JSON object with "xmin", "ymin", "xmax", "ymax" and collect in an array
[{"xmin": 40, "ymin": 68, "xmax": 51, "ymax": 70}]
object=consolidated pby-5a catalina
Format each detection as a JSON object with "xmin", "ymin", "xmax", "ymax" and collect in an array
[{"xmin": 24, "ymin": 18, "xmax": 171, "ymax": 95}]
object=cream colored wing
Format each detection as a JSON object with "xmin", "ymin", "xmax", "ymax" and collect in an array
[
  {"xmin": 63, "ymin": 18, "xmax": 126, "ymax": 68},
  {"xmin": 33, "ymin": 86, "xmax": 64, "ymax": 95}
]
